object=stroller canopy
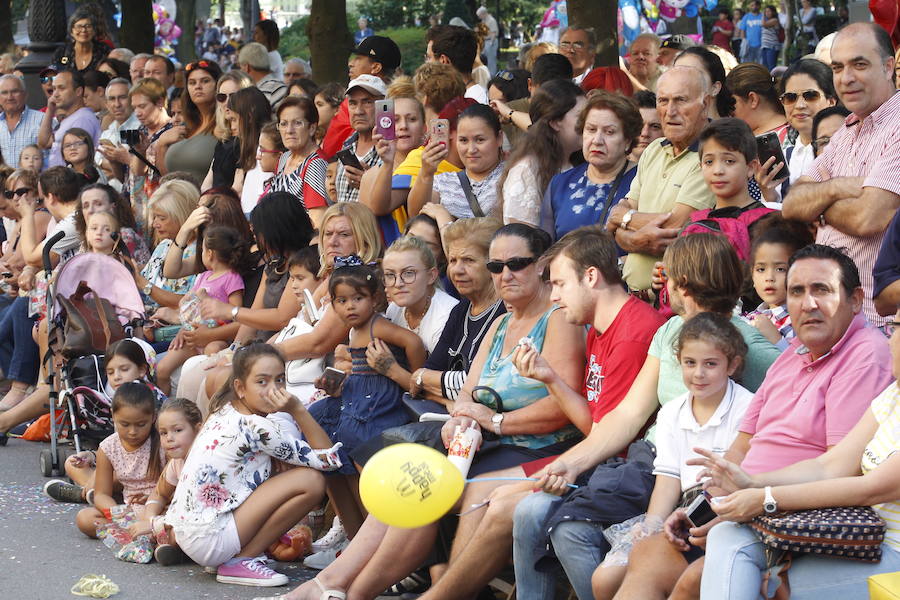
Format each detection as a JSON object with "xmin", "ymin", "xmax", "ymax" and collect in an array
[{"xmin": 52, "ymin": 254, "xmax": 145, "ymax": 323}]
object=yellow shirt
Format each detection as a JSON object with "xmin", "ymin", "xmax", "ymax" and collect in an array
[
  {"xmin": 861, "ymin": 383, "xmax": 900, "ymax": 550},
  {"xmin": 622, "ymin": 137, "xmax": 715, "ymax": 291}
]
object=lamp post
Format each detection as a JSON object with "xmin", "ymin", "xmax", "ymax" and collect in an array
[{"xmin": 16, "ymin": 0, "xmax": 67, "ymax": 110}]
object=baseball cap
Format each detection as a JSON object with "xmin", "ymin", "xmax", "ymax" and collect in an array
[
  {"xmin": 346, "ymin": 74, "xmax": 388, "ymax": 98},
  {"xmin": 660, "ymin": 35, "xmax": 697, "ymax": 51},
  {"xmin": 40, "ymin": 66, "xmax": 59, "ymax": 78},
  {"xmin": 352, "ymin": 35, "xmax": 401, "ymax": 72}
]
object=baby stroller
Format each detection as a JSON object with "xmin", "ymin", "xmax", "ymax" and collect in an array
[{"xmin": 38, "ymin": 246, "xmax": 145, "ymax": 477}]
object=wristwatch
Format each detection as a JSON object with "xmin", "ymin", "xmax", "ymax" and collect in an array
[
  {"xmin": 621, "ymin": 209, "xmax": 637, "ymax": 230},
  {"xmin": 231, "ymin": 306, "xmax": 240, "ymax": 320},
  {"xmin": 142, "ymin": 281, "xmax": 153, "ymax": 297},
  {"xmin": 415, "ymin": 369, "xmax": 424, "ymax": 388},
  {"xmin": 763, "ymin": 486, "xmax": 778, "ymax": 514},
  {"xmin": 491, "ymin": 412, "xmax": 504, "ymax": 435}
]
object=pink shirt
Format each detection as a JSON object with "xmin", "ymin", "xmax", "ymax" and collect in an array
[
  {"xmin": 191, "ymin": 270, "xmax": 244, "ymax": 304},
  {"xmin": 805, "ymin": 92, "xmax": 900, "ymax": 328},
  {"xmin": 739, "ymin": 314, "xmax": 894, "ymax": 474}
]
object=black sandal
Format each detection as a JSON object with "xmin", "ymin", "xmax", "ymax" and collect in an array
[{"xmin": 382, "ymin": 570, "xmax": 430, "ymax": 596}]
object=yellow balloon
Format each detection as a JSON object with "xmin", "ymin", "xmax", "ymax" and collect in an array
[{"xmin": 359, "ymin": 443, "xmax": 465, "ymax": 528}]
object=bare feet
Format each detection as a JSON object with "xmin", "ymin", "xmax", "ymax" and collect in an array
[{"xmin": 0, "ymin": 383, "xmax": 30, "ymax": 411}]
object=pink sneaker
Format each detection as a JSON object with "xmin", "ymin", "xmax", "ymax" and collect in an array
[{"xmin": 216, "ymin": 557, "xmax": 289, "ymax": 587}]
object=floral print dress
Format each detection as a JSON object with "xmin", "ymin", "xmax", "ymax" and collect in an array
[{"xmin": 164, "ymin": 403, "xmax": 341, "ymax": 537}]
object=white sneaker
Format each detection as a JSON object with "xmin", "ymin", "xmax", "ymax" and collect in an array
[
  {"xmin": 311, "ymin": 516, "xmax": 346, "ymax": 552},
  {"xmin": 302, "ymin": 538, "xmax": 349, "ymax": 570}
]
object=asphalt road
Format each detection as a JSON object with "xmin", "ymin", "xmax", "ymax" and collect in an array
[{"xmin": 0, "ymin": 436, "xmax": 330, "ymax": 600}]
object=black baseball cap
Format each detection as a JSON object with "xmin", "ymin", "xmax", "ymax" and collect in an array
[
  {"xmin": 353, "ymin": 35, "xmax": 402, "ymax": 72},
  {"xmin": 660, "ymin": 35, "xmax": 697, "ymax": 51}
]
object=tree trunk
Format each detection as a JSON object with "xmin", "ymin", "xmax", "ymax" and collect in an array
[
  {"xmin": 176, "ymin": 0, "xmax": 197, "ymax": 64},
  {"xmin": 568, "ymin": 0, "xmax": 619, "ymax": 67},
  {"xmin": 120, "ymin": 0, "xmax": 155, "ymax": 54},
  {"xmin": 0, "ymin": 0, "xmax": 13, "ymax": 54},
  {"xmin": 307, "ymin": 0, "xmax": 353, "ymax": 85},
  {"xmin": 784, "ymin": 0, "xmax": 795, "ymax": 64}
]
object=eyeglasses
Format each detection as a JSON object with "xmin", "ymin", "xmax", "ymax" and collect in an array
[
  {"xmin": 257, "ymin": 145, "xmax": 282, "ymax": 155},
  {"xmin": 383, "ymin": 269, "xmax": 419, "ymax": 287},
  {"xmin": 277, "ymin": 120, "xmax": 308, "ymax": 130},
  {"xmin": 812, "ymin": 135, "xmax": 832, "ymax": 154},
  {"xmin": 560, "ymin": 41, "xmax": 587, "ymax": 50},
  {"xmin": 73, "ymin": 23, "xmax": 94, "ymax": 31},
  {"xmin": 779, "ymin": 90, "xmax": 823, "ymax": 105},
  {"xmin": 886, "ymin": 321, "xmax": 900, "ymax": 336},
  {"xmin": 63, "ymin": 140, "xmax": 87, "ymax": 150},
  {"xmin": 485, "ymin": 256, "xmax": 536, "ymax": 274},
  {"xmin": 215, "ymin": 92, "xmax": 231, "ymax": 103},
  {"xmin": 186, "ymin": 60, "xmax": 212, "ymax": 72},
  {"xmin": 3, "ymin": 188, "xmax": 31, "ymax": 199}
]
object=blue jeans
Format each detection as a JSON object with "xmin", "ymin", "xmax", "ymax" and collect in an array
[
  {"xmin": 742, "ymin": 45, "xmax": 762, "ymax": 64},
  {"xmin": 761, "ymin": 46, "xmax": 779, "ymax": 71},
  {"xmin": 0, "ymin": 296, "xmax": 39, "ymax": 384},
  {"xmin": 513, "ymin": 492, "xmax": 610, "ymax": 600},
  {"xmin": 701, "ymin": 521, "xmax": 900, "ymax": 600}
]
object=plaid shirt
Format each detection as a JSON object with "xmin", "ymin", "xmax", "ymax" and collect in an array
[
  {"xmin": 334, "ymin": 132, "xmax": 381, "ymax": 204},
  {"xmin": 746, "ymin": 302, "xmax": 794, "ymax": 350},
  {"xmin": 0, "ymin": 107, "xmax": 42, "ymax": 167}
]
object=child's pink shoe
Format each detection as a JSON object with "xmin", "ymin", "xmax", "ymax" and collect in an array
[{"xmin": 216, "ymin": 557, "xmax": 288, "ymax": 587}]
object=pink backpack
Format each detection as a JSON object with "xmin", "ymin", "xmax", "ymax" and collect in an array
[{"xmin": 680, "ymin": 206, "xmax": 776, "ymax": 261}]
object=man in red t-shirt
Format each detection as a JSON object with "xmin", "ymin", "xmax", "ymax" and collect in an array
[
  {"xmin": 320, "ymin": 36, "xmax": 401, "ymax": 160},
  {"xmin": 416, "ymin": 226, "xmax": 668, "ymax": 600},
  {"xmin": 711, "ymin": 9, "xmax": 736, "ymax": 51}
]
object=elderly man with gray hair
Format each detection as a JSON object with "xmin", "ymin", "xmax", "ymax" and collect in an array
[
  {"xmin": 605, "ymin": 65, "xmax": 717, "ymax": 293},
  {"xmin": 283, "ymin": 57, "xmax": 311, "ymax": 85},
  {"xmin": 238, "ymin": 42, "xmax": 288, "ymax": 107},
  {"xmin": 0, "ymin": 74, "xmax": 43, "ymax": 166}
]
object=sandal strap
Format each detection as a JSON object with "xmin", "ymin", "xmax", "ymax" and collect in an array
[{"xmin": 314, "ymin": 576, "xmax": 347, "ymax": 600}]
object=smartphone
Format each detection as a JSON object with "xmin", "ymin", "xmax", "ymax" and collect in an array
[
  {"xmin": 755, "ymin": 132, "xmax": 790, "ymax": 181},
  {"xmin": 685, "ymin": 493, "xmax": 717, "ymax": 528},
  {"xmin": 430, "ymin": 118, "xmax": 450, "ymax": 147},
  {"xmin": 375, "ymin": 99, "xmax": 396, "ymax": 141},
  {"xmin": 119, "ymin": 129, "xmax": 141, "ymax": 146},
  {"xmin": 335, "ymin": 148, "xmax": 364, "ymax": 171},
  {"xmin": 322, "ymin": 366, "xmax": 347, "ymax": 391}
]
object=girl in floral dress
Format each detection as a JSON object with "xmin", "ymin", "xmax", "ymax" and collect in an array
[{"xmin": 164, "ymin": 343, "xmax": 342, "ymax": 588}]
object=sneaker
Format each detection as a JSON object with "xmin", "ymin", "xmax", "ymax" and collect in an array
[
  {"xmin": 312, "ymin": 516, "xmax": 346, "ymax": 552},
  {"xmin": 216, "ymin": 557, "xmax": 289, "ymax": 587},
  {"xmin": 302, "ymin": 538, "xmax": 349, "ymax": 570},
  {"xmin": 154, "ymin": 543, "xmax": 184, "ymax": 565},
  {"xmin": 43, "ymin": 479, "xmax": 86, "ymax": 503}
]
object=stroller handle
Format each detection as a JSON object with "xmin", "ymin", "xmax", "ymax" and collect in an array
[{"xmin": 43, "ymin": 231, "xmax": 66, "ymax": 274}]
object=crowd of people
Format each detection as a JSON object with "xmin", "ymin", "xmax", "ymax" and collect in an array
[{"xmin": 1, "ymin": 3, "xmax": 900, "ymax": 599}]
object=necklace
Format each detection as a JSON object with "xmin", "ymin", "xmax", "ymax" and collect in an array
[
  {"xmin": 448, "ymin": 298, "xmax": 503, "ymax": 367},
  {"xmin": 405, "ymin": 292, "xmax": 433, "ymax": 333}
]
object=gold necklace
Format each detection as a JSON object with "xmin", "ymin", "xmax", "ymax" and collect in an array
[{"xmin": 405, "ymin": 292, "xmax": 433, "ymax": 331}]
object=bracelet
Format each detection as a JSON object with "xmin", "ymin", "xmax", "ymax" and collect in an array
[
  {"xmin": 145, "ymin": 499, "xmax": 164, "ymax": 506},
  {"xmin": 172, "ymin": 239, "xmax": 182, "ymax": 249},
  {"xmin": 507, "ymin": 109, "xmax": 515, "ymax": 120}
]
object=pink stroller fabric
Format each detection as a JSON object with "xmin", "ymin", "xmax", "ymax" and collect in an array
[{"xmin": 52, "ymin": 254, "xmax": 145, "ymax": 324}]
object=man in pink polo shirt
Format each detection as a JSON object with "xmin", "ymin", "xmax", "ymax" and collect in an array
[{"xmin": 617, "ymin": 243, "xmax": 894, "ymax": 598}]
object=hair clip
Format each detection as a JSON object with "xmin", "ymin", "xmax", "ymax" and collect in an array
[{"xmin": 333, "ymin": 254, "xmax": 363, "ymax": 269}]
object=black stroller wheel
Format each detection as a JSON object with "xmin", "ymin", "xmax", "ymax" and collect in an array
[{"xmin": 39, "ymin": 449, "xmax": 54, "ymax": 477}]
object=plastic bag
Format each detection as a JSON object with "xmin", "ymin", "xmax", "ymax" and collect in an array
[
  {"xmin": 600, "ymin": 513, "xmax": 664, "ymax": 567},
  {"xmin": 96, "ymin": 505, "xmax": 154, "ymax": 564},
  {"xmin": 178, "ymin": 291, "xmax": 205, "ymax": 331}
]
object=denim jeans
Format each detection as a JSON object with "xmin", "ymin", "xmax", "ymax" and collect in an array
[
  {"xmin": 701, "ymin": 521, "xmax": 900, "ymax": 600},
  {"xmin": 742, "ymin": 45, "xmax": 763, "ymax": 64},
  {"xmin": 761, "ymin": 47, "xmax": 779, "ymax": 71},
  {"xmin": 0, "ymin": 296, "xmax": 39, "ymax": 384},
  {"xmin": 513, "ymin": 492, "xmax": 610, "ymax": 600}
]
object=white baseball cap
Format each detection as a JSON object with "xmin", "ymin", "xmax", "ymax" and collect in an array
[{"xmin": 346, "ymin": 74, "xmax": 387, "ymax": 98}]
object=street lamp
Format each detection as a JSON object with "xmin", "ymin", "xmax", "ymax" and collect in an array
[{"xmin": 16, "ymin": 0, "xmax": 67, "ymax": 110}]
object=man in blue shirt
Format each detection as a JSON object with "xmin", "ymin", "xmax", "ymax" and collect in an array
[
  {"xmin": 0, "ymin": 75, "xmax": 42, "ymax": 167},
  {"xmin": 739, "ymin": 1, "xmax": 764, "ymax": 64},
  {"xmin": 354, "ymin": 17, "xmax": 374, "ymax": 46}
]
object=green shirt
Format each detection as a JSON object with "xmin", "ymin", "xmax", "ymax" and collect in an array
[{"xmin": 622, "ymin": 137, "xmax": 716, "ymax": 290}]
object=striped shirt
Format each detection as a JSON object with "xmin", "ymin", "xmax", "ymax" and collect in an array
[
  {"xmin": 269, "ymin": 149, "xmax": 330, "ymax": 210},
  {"xmin": 0, "ymin": 107, "xmax": 42, "ymax": 167},
  {"xmin": 805, "ymin": 92, "xmax": 900, "ymax": 328},
  {"xmin": 861, "ymin": 383, "xmax": 900, "ymax": 550},
  {"xmin": 335, "ymin": 132, "xmax": 381, "ymax": 204}
]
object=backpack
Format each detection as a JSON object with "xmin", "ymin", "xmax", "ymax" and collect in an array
[{"xmin": 680, "ymin": 206, "xmax": 776, "ymax": 261}]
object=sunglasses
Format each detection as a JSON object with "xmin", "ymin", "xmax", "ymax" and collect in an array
[
  {"xmin": 485, "ymin": 256, "xmax": 536, "ymax": 274},
  {"xmin": 216, "ymin": 92, "xmax": 230, "ymax": 103},
  {"xmin": 780, "ymin": 90, "xmax": 822, "ymax": 104},
  {"xmin": 40, "ymin": 76, "xmax": 54, "ymax": 85},
  {"xmin": 3, "ymin": 188, "xmax": 31, "ymax": 199},
  {"xmin": 494, "ymin": 70, "xmax": 514, "ymax": 81},
  {"xmin": 186, "ymin": 60, "xmax": 212, "ymax": 72}
]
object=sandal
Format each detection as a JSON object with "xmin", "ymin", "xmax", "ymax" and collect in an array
[
  {"xmin": 382, "ymin": 570, "xmax": 430, "ymax": 595},
  {"xmin": 251, "ymin": 577, "xmax": 346, "ymax": 600}
]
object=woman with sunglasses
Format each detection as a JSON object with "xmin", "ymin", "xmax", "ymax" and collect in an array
[
  {"xmin": 284, "ymin": 222, "xmax": 585, "ymax": 600},
  {"xmin": 268, "ymin": 96, "xmax": 330, "ymax": 228},
  {"xmin": 52, "ymin": 7, "xmax": 109, "ymax": 75},
  {"xmin": 201, "ymin": 85, "xmax": 269, "ymax": 194},
  {"xmin": 160, "ymin": 60, "xmax": 222, "ymax": 184},
  {"xmin": 779, "ymin": 59, "xmax": 838, "ymax": 184},
  {"xmin": 0, "ymin": 170, "xmax": 48, "ymax": 409}
]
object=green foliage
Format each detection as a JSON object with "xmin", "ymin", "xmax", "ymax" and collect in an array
[
  {"xmin": 358, "ymin": 0, "xmax": 444, "ymax": 28},
  {"xmin": 443, "ymin": 0, "xmax": 473, "ymax": 26},
  {"xmin": 379, "ymin": 27, "xmax": 428, "ymax": 75},
  {"xmin": 280, "ymin": 15, "xmax": 312, "ymax": 60}
]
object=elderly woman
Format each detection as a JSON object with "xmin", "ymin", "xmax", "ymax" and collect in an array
[
  {"xmin": 160, "ymin": 60, "xmax": 223, "ymax": 183},
  {"xmin": 409, "ymin": 217, "xmax": 506, "ymax": 407},
  {"xmin": 286, "ymin": 223, "xmax": 586, "ymax": 600},
  {"xmin": 696, "ymin": 309, "xmax": 900, "ymax": 600},
  {"xmin": 547, "ymin": 90, "xmax": 641, "ymax": 240},
  {"xmin": 53, "ymin": 7, "xmax": 110, "ymax": 74}
]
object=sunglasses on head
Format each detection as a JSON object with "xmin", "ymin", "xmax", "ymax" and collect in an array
[
  {"xmin": 779, "ymin": 90, "xmax": 822, "ymax": 104},
  {"xmin": 186, "ymin": 60, "xmax": 212, "ymax": 72},
  {"xmin": 3, "ymin": 188, "xmax": 30, "ymax": 199},
  {"xmin": 495, "ymin": 70, "xmax": 514, "ymax": 81},
  {"xmin": 485, "ymin": 256, "xmax": 536, "ymax": 274}
]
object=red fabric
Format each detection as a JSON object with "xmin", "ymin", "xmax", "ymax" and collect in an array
[
  {"xmin": 522, "ymin": 455, "xmax": 556, "ymax": 477},
  {"xmin": 580, "ymin": 67, "xmax": 634, "ymax": 96},
  {"xmin": 712, "ymin": 20, "xmax": 735, "ymax": 50},
  {"xmin": 584, "ymin": 296, "xmax": 668, "ymax": 423},
  {"xmin": 320, "ymin": 99, "xmax": 352, "ymax": 161}
]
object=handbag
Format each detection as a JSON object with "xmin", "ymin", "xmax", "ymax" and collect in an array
[
  {"xmin": 57, "ymin": 281, "xmax": 125, "ymax": 357},
  {"xmin": 750, "ymin": 506, "xmax": 885, "ymax": 564}
]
